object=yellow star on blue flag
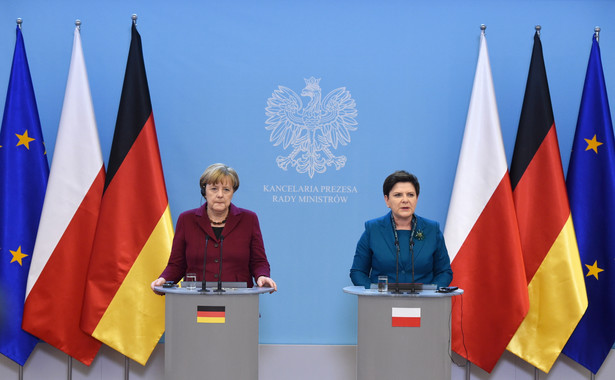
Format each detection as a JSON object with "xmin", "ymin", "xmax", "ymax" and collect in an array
[
  {"xmin": 585, "ymin": 260, "xmax": 604, "ymax": 280},
  {"xmin": 9, "ymin": 246, "xmax": 29, "ymax": 266},
  {"xmin": 15, "ymin": 130, "xmax": 35, "ymax": 149},
  {"xmin": 584, "ymin": 134, "xmax": 603, "ymax": 153}
]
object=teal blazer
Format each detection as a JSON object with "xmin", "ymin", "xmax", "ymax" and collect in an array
[{"xmin": 350, "ymin": 212, "xmax": 453, "ymax": 288}]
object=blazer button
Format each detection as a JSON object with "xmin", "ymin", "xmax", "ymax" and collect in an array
[
  {"xmin": 214, "ymin": 274, "xmax": 218, "ymax": 278},
  {"xmin": 214, "ymin": 259, "xmax": 219, "ymax": 263},
  {"xmin": 214, "ymin": 243, "xmax": 219, "ymax": 248}
]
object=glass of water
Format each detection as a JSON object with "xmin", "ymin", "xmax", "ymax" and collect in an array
[
  {"xmin": 185, "ymin": 273, "xmax": 197, "ymax": 290},
  {"xmin": 378, "ymin": 275, "xmax": 388, "ymax": 292}
]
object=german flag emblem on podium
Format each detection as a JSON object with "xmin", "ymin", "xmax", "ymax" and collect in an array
[{"xmin": 197, "ymin": 306, "xmax": 226, "ymax": 324}]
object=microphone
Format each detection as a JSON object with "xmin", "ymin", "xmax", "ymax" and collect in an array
[
  {"xmin": 409, "ymin": 218, "xmax": 418, "ymax": 294},
  {"xmin": 409, "ymin": 239, "xmax": 417, "ymax": 293},
  {"xmin": 394, "ymin": 242, "xmax": 400, "ymax": 294},
  {"xmin": 200, "ymin": 235, "xmax": 210, "ymax": 292},
  {"xmin": 215, "ymin": 235, "xmax": 225, "ymax": 292}
]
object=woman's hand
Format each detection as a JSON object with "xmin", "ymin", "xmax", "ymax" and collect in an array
[
  {"xmin": 151, "ymin": 277, "xmax": 167, "ymax": 295},
  {"xmin": 256, "ymin": 276, "xmax": 277, "ymax": 293}
]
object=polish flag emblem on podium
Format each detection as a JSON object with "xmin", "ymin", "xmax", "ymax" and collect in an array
[{"xmin": 392, "ymin": 308, "xmax": 421, "ymax": 327}]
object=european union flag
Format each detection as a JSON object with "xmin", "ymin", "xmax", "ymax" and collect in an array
[
  {"xmin": 563, "ymin": 34, "xmax": 615, "ymax": 374},
  {"xmin": 0, "ymin": 25, "xmax": 49, "ymax": 366}
]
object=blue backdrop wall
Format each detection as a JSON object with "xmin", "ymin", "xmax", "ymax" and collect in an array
[{"xmin": 1, "ymin": 0, "xmax": 614, "ymax": 347}]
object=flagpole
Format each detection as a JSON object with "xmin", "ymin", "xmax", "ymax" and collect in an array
[
  {"xmin": 467, "ymin": 24, "xmax": 484, "ymax": 380},
  {"xmin": 465, "ymin": 24, "xmax": 487, "ymax": 380},
  {"xmin": 466, "ymin": 26, "xmax": 483, "ymax": 379},
  {"xmin": 14, "ymin": 18, "xmax": 28, "ymax": 380},
  {"xmin": 16, "ymin": 18, "xmax": 23, "ymax": 380},
  {"xmin": 587, "ymin": 24, "xmax": 602, "ymax": 380},
  {"xmin": 63, "ymin": 20, "xmax": 80, "ymax": 380},
  {"xmin": 469, "ymin": 27, "xmax": 484, "ymax": 368},
  {"xmin": 66, "ymin": 21, "xmax": 78, "ymax": 380},
  {"xmin": 531, "ymin": 26, "xmax": 539, "ymax": 380},
  {"xmin": 69, "ymin": 21, "xmax": 78, "ymax": 380},
  {"xmin": 68, "ymin": 356, "xmax": 72, "ymax": 380},
  {"xmin": 124, "ymin": 22, "xmax": 137, "ymax": 380},
  {"xmin": 125, "ymin": 23, "xmax": 136, "ymax": 371},
  {"xmin": 125, "ymin": 356, "xmax": 130, "ymax": 380},
  {"xmin": 16, "ymin": 23, "xmax": 24, "ymax": 380}
]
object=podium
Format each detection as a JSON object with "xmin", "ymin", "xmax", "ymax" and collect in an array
[
  {"xmin": 156, "ymin": 285, "xmax": 272, "ymax": 379},
  {"xmin": 344, "ymin": 286, "xmax": 463, "ymax": 380}
]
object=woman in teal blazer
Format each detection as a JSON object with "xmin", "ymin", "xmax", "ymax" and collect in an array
[{"xmin": 350, "ymin": 171, "xmax": 453, "ymax": 288}]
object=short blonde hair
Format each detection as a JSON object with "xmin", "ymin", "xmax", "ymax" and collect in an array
[{"xmin": 199, "ymin": 163, "xmax": 240, "ymax": 192}]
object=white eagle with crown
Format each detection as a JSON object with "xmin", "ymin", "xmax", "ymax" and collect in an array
[{"xmin": 265, "ymin": 77, "xmax": 358, "ymax": 178}]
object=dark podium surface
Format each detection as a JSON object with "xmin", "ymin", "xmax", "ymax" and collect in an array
[
  {"xmin": 156, "ymin": 285, "xmax": 272, "ymax": 380},
  {"xmin": 344, "ymin": 286, "xmax": 463, "ymax": 380}
]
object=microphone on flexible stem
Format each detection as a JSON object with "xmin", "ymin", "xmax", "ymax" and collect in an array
[
  {"xmin": 410, "ymin": 238, "xmax": 418, "ymax": 294},
  {"xmin": 200, "ymin": 235, "xmax": 210, "ymax": 292},
  {"xmin": 393, "ymin": 246, "xmax": 400, "ymax": 294},
  {"xmin": 215, "ymin": 236, "xmax": 225, "ymax": 292}
]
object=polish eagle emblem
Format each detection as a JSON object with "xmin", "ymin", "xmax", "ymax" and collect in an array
[{"xmin": 265, "ymin": 77, "xmax": 358, "ymax": 178}]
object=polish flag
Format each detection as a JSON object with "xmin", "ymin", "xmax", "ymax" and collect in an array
[
  {"xmin": 392, "ymin": 307, "xmax": 421, "ymax": 327},
  {"xmin": 444, "ymin": 30, "xmax": 528, "ymax": 373},
  {"xmin": 22, "ymin": 26, "xmax": 104, "ymax": 365}
]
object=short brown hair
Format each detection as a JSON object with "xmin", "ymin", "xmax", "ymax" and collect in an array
[{"xmin": 199, "ymin": 163, "xmax": 240, "ymax": 192}]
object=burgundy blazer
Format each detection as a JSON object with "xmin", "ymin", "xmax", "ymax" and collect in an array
[{"xmin": 160, "ymin": 203, "xmax": 271, "ymax": 287}]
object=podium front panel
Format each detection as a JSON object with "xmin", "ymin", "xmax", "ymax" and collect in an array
[
  {"xmin": 162, "ymin": 289, "xmax": 266, "ymax": 380},
  {"xmin": 344, "ymin": 286, "xmax": 462, "ymax": 380}
]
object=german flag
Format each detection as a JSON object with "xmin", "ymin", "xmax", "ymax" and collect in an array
[
  {"xmin": 197, "ymin": 306, "xmax": 226, "ymax": 324},
  {"xmin": 506, "ymin": 30, "xmax": 587, "ymax": 373},
  {"xmin": 80, "ymin": 20, "xmax": 174, "ymax": 365}
]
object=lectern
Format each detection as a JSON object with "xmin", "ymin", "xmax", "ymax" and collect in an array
[
  {"xmin": 156, "ymin": 285, "xmax": 272, "ymax": 379},
  {"xmin": 344, "ymin": 286, "xmax": 463, "ymax": 380}
]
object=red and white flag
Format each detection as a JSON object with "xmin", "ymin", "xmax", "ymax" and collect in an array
[
  {"xmin": 444, "ymin": 30, "xmax": 528, "ymax": 373},
  {"xmin": 22, "ymin": 26, "xmax": 104, "ymax": 366},
  {"xmin": 392, "ymin": 307, "xmax": 421, "ymax": 327}
]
